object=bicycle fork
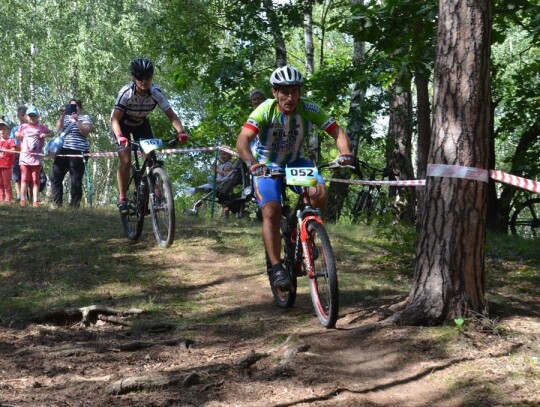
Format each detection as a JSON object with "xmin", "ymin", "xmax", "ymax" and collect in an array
[{"xmin": 298, "ymin": 214, "xmax": 324, "ymax": 278}]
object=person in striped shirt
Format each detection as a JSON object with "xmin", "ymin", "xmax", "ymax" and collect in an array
[{"xmin": 49, "ymin": 98, "xmax": 93, "ymax": 208}]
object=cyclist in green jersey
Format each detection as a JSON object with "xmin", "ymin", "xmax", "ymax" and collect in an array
[{"xmin": 236, "ymin": 66, "xmax": 353, "ymax": 291}]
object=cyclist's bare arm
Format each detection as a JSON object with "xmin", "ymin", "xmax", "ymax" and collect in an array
[
  {"xmin": 111, "ymin": 108, "xmax": 125, "ymax": 139},
  {"xmin": 236, "ymin": 127, "xmax": 258, "ymax": 166},
  {"xmin": 329, "ymin": 126, "xmax": 352, "ymax": 156},
  {"xmin": 164, "ymin": 107, "xmax": 186, "ymax": 134}
]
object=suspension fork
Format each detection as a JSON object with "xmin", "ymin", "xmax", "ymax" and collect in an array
[{"xmin": 299, "ymin": 215, "xmax": 324, "ymax": 278}]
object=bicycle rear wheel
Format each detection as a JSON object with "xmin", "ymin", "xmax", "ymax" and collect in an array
[
  {"xmin": 120, "ymin": 169, "xmax": 144, "ymax": 240},
  {"xmin": 149, "ymin": 167, "xmax": 176, "ymax": 247},
  {"xmin": 305, "ymin": 221, "xmax": 339, "ymax": 328},
  {"xmin": 510, "ymin": 198, "xmax": 540, "ymax": 239},
  {"xmin": 270, "ymin": 219, "xmax": 298, "ymax": 308}
]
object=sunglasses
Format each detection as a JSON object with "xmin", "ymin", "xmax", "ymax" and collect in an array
[{"xmin": 134, "ymin": 75, "xmax": 153, "ymax": 81}]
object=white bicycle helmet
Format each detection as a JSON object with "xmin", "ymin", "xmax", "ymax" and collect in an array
[{"xmin": 269, "ymin": 66, "xmax": 304, "ymax": 86}]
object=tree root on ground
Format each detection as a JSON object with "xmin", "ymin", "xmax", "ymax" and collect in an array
[{"xmin": 32, "ymin": 305, "xmax": 145, "ymax": 326}]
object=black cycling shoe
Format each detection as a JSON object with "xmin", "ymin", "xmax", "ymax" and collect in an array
[
  {"xmin": 273, "ymin": 268, "xmax": 293, "ymax": 292},
  {"xmin": 117, "ymin": 198, "xmax": 129, "ymax": 214}
]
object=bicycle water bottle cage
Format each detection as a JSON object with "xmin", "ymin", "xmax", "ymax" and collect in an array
[
  {"xmin": 139, "ymin": 139, "xmax": 164, "ymax": 154},
  {"xmin": 285, "ymin": 167, "xmax": 319, "ymax": 187}
]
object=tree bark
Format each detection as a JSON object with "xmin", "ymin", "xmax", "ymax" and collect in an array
[
  {"xmin": 398, "ymin": 0, "xmax": 492, "ymax": 325},
  {"xmin": 262, "ymin": 0, "xmax": 287, "ymax": 67},
  {"xmin": 304, "ymin": 0, "xmax": 315, "ymax": 75},
  {"xmin": 414, "ymin": 71, "xmax": 431, "ymax": 227},
  {"xmin": 386, "ymin": 78, "xmax": 416, "ymax": 223}
]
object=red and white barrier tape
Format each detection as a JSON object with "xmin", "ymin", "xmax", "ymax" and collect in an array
[
  {"xmin": 324, "ymin": 177, "xmax": 425, "ymax": 187},
  {"xmin": 490, "ymin": 170, "xmax": 540, "ymax": 194},
  {"xmin": 427, "ymin": 163, "xmax": 489, "ymax": 182},
  {"xmin": 2, "ymin": 146, "xmax": 538, "ymax": 193}
]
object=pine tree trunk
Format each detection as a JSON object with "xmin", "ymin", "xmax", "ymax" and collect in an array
[
  {"xmin": 398, "ymin": 0, "xmax": 492, "ymax": 325},
  {"xmin": 415, "ymin": 72, "xmax": 431, "ymax": 227},
  {"xmin": 386, "ymin": 79, "xmax": 416, "ymax": 223}
]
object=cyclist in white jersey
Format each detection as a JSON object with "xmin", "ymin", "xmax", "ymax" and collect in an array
[
  {"xmin": 236, "ymin": 66, "xmax": 353, "ymax": 291},
  {"xmin": 111, "ymin": 57, "xmax": 188, "ymax": 213}
]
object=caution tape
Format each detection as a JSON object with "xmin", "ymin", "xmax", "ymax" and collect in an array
[
  {"xmin": 324, "ymin": 177, "xmax": 425, "ymax": 187},
  {"xmin": 2, "ymin": 146, "xmax": 538, "ymax": 194},
  {"xmin": 490, "ymin": 170, "xmax": 540, "ymax": 194},
  {"xmin": 427, "ymin": 163, "xmax": 489, "ymax": 182}
]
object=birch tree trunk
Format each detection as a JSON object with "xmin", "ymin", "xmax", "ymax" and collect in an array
[
  {"xmin": 397, "ymin": 0, "xmax": 492, "ymax": 325},
  {"xmin": 262, "ymin": 0, "xmax": 287, "ymax": 67}
]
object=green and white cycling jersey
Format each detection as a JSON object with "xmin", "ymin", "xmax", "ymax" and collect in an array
[{"xmin": 243, "ymin": 97, "xmax": 339, "ymax": 167}]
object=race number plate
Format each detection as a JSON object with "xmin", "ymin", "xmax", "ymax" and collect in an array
[
  {"xmin": 140, "ymin": 138, "xmax": 163, "ymax": 154},
  {"xmin": 285, "ymin": 167, "xmax": 319, "ymax": 187}
]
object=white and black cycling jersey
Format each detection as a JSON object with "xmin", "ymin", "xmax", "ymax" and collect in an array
[{"xmin": 113, "ymin": 82, "xmax": 171, "ymax": 123}]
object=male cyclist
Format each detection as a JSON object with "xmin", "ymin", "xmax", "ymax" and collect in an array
[
  {"xmin": 111, "ymin": 57, "xmax": 188, "ymax": 213},
  {"xmin": 236, "ymin": 66, "xmax": 353, "ymax": 291}
]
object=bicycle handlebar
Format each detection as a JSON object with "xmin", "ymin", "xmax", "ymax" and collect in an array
[{"xmin": 130, "ymin": 136, "xmax": 178, "ymax": 149}]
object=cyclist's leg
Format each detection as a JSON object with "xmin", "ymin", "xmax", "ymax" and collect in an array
[
  {"xmin": 287, "ymin": 158, "xmax": 327, "ymax": 214},
  {"xmin": 254, "ymin": 175, "xmax": 292, "ymax": 290}
]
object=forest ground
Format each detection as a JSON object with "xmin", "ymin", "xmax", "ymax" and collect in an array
[{"xmin": 0, "ymin": 206, "xmax": 538, "ymax": 406}]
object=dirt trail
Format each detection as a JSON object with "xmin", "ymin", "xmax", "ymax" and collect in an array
[{"xmin": 0, "ymin": 220, "xmax": 538, "ymax": 407}]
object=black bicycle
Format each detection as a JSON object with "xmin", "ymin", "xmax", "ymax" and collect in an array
[
  {"xmin": 120, "ymin": 138, "xmax": 176, "ymax": 248},
  {"xmin": 265, "ymin": 160, "xmax": 350, "ymax": 328},
  {"xmin": 351, "ymin": 160, "xmax": 396, "ymax": 223},
  {"xmin": 510, "ymin": 197, "xmax": 540, "ymax": 239}
]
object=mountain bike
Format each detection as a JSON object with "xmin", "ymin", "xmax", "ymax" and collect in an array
[
  {"xmin": 351, "ymin": 160, "xmax": 397, "ymax": 223},
  {"xmin": 510, "ymin": 196, "xmax": 540, "ymax": 239},
  {"xmin": 120, "ymin": 137, "xmax": 176, "ymax": 248},
  {"xmin": 265, "ymin": 160, "xmax": 351, "ymax": 328}
]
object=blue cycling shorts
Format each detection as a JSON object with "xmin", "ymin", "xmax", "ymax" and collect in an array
[{"xmin": 253, "ymin": 158, "xmax": 325, "ymax": 207}]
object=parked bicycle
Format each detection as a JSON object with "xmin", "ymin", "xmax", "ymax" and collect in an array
[
  {"xmin": 266, "ymin": 160, "xmax": 352, "ymax": 328},
  {"xmin": 510, "ymin": 196, "xmax": 540, "ymax": 239},
  {"xmin": 120, "ymin": 137, "xmax": 176, "ymax": 248},
  {"xmin": 351, "ymin": 160, "xmax": 397, "ymax": 223}
]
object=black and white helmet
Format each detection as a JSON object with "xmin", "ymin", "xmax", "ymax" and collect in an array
[
  {"xmin": 130, "ymin": 57, "xmax": 154, "ymax": 78},
  {"xmin": 269, "ymin": 66, "xmax": 304, "ymax": 86}
]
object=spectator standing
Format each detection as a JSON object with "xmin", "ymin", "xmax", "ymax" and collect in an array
[
  {"xmin": 9, "ymin": 105, "xmax": 27, "ymax": 201},
  {"xmin": 50, "ymin": 98, "xmax": 93, "ymax": 208},
  {"xmin": 15, "ymin": 106, "xmax": 54, "ymax": 207},
  {"xmin": 0, "ymin": 118, "xmax": 17, "ymax": 203}
]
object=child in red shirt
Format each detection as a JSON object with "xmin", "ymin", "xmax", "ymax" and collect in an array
[
  {"xmin": 15, "ymin": 106, "xmax": 53, "ymax": 207},
  {"xmin": 0, "ymin": 118, "xmax": 17, "ymax": 203}
]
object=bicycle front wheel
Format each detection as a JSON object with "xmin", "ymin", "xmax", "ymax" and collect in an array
[
  {"xmin": 305, "ymin": 221, "xmax": 339, "ymax": 328},
  {"xmin": 148, "ymin": 167, "xmax": 176, "ymax": 247},
  {"xmin": 120, "ymin": 169, "xmax": 144, "ymax": 240},
  {"xmin": 510, "ymin": 198, "xmax": 540, "ymax": 239}
]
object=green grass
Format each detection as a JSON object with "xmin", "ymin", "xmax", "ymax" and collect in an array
[{"xmin": 1, "ymin": 205, "xmax": 538, "ymax": 330}]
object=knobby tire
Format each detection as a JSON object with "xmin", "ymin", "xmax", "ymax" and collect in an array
[
  {"xmin": 510, "ymin": 198, "xmax": 540, "ymax": 239},
  {"xmin": 306, "ymin": 221, "xmax": 339, "ymax": 328},
  {"xmin": 149, "ymin": 167, "xmax": 176, "ymax": 247},
  {"xmin": 270, "ymin": 218, "xmax": 298, "ymax": 308},
  {"xmin": 120, "ymin": 169, "xmax": 144, "ymax": 240}
]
